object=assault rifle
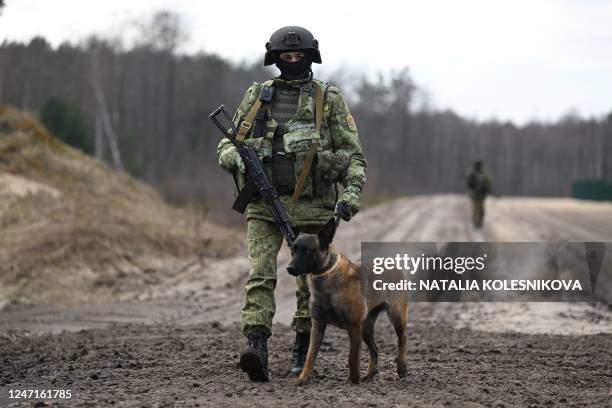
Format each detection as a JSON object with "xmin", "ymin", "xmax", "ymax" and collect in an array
[{"xmin": 209, "ymin": 104, "xmax": 296, "ymax": 248}]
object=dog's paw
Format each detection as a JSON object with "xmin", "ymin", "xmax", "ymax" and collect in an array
[
  {"xmin": 296, "ymin": 375, "xmax": 310, "ymax": 386},
  {"xmin": 397, "ymin": 364, "xmax": 408, "ymax": 379},
  {"xmin": 396, "ymin": 375, "xmax": 409, "ymax": 384},
  {"xmin": 347, "ymin": 376, "xmax": 360, "ymax": 385},
  {"xmin": 361, "ymin": 368, "xmax": 379, "ymax": 382}
]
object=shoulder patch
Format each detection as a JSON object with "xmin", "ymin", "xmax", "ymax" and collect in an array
[{"xmin": 346, "ymin": 114, "xmax": 357, "ymax": 131}]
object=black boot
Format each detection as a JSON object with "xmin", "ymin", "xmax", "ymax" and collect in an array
[
  {"xmin": 290, "ymin": 332, "xmax": 310, "ymax": 376},
  {"xmin": 240, "ymin": 330, "xmax": 269, "ymax": 382}
]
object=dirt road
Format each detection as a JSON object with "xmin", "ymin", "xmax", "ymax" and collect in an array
[{"xmin": 2, "ymin": 195, "xmax": 612, "ymax": 407}]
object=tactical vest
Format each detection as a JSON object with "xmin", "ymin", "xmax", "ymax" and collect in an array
[
  {"xmin": 236, "ymin": 78, "xmax": 349, "ymax": 203},
  {"xmin": 269, "ymin": 85, "xmax": 300, "ymax": 196},
  {"xmin": 467, "ymin": 171, "xmax": 489, "ymax": 196}
]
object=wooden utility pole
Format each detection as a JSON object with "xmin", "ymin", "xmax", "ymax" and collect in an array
[{"xmin": 90, "ymin": 48, "xmax": 123, "ymax": 171}]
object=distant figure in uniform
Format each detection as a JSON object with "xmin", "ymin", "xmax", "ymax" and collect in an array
[{"xmin": 466, "ymin": 160, "xmax": 492, "ymax": 228}]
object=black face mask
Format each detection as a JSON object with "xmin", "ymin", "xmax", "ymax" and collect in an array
[{"xmin": 275, "ymin": 53, "xmax": 313, "ymax": 80}]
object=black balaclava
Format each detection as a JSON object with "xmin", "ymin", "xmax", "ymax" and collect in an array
[{"xmin": 275, "ymin": 50, "xmax": 313, "ymax": 80}]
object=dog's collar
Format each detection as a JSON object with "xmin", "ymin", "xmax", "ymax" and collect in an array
[{"xmin": 309, "ymin": 251, "xmax": 341, "ymax": 279}]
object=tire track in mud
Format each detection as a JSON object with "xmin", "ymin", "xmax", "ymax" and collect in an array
[
  {"xmin": 490, "ymin": 198, "xmax": 612, "ymax": 242},
  {"xmin": 380, "ymin": 195, "xmax": 446, "ymax": 242},
  {"xmin": 402, "ymin": 195, "xmax": 478, "ymax": 242},
  {"xmin": 528, "ymin": 207, "xmax": 612, "ymax": 241}
]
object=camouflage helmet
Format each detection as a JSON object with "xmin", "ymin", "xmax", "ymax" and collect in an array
[{"xmin": 264, "ymin": 26, "xmax": 322, "ymax": 66}]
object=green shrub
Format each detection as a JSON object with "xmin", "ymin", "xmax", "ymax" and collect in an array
[{"xmin": 40, "ymin": 97, "xmax": 92, "ymax": 154}]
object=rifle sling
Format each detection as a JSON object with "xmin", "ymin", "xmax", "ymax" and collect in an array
[{"xmin": 236, "ymin": 80, "xmax": 274, "ymax": 143}]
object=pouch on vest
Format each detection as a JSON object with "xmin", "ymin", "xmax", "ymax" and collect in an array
[
  {"xmin": 271, "ymin": 126, "xmax": 295, "ymax": 195},
  {"xmin": 283, "ymin": 125, "xmax": 321, "ymax": 199}
]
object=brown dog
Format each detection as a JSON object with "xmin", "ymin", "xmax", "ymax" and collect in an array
[{"xmin": 287, "ymin": 218, "xmax": 408, "ymax": 385}]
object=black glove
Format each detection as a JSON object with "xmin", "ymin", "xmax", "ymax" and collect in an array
[{"xmin": 335, "ymin": 201, "xmax": 352, "ymax": 221}]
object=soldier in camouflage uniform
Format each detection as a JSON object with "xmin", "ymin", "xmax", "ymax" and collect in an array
[
  {"xmin": 466, "ymin": 160, "xmax": 492, "ymax": 228},
  {"xmin": 216, "ymin": 26, "xmax": 366, "ymax": 382}
]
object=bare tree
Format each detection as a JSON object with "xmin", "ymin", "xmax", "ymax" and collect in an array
[
  {"xmin": 136, "ymin": 11, "xmax": 188, "ymax": 173},
  {"xmin": 137, "ymin": 11, "xmax": 188, "ymax": 53}
]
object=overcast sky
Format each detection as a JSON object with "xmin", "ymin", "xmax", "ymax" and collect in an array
[{"xmin": 1, "ymin": 0, "xmax": 611, "ymax": 124}]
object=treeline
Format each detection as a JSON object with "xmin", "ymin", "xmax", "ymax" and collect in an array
[
  {"xmin": 347, "ymin": 75, "xmax": 612, "ymax": 197},
  {"xmin": 1, "ymin": 23, "xmax": 610, "ymax": 218}
]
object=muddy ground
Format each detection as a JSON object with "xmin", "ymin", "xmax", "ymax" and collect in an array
[
  {"xmin": 2, "ymin": 195, "xmax": 612, "ymax": 407},
  {"xmin": 2, "ymin": 309, "xmax": 611, "ymax": 408}
]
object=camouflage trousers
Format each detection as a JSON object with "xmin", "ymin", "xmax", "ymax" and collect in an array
[
  {"xmin": 471, "ymin": 196, "xmax": 486, "ymax": 228},
  {"xmin": 241, "ymin": 218, "xmax": 323, "ymax": 338}
]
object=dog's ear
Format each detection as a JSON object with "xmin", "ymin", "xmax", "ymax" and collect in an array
[{"xmin": 318, "ymin": 218, "xmax": 337, "ymax": 249}]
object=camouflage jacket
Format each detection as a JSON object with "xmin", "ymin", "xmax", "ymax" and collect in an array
[
  {"xmin": 466, "ymin": 169, "xmax": 492, "ymax": 199},
  {"xmin": 217, "ymin": 76, "xmax": 367, "ymax": 226}
]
